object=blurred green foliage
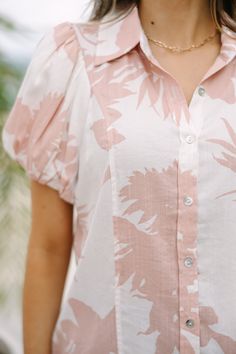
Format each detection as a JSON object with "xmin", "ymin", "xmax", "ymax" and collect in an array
[
  {"xmin": 0, "ymin": 59, "xmax": 21, "ymax": 113},
  {"xmin": 0, "ymin": 16, "xmax": 23, "ymax": 114},
  {"xmin": 0, "ymin": 15, "xmax": 31, "ymax": 306}
]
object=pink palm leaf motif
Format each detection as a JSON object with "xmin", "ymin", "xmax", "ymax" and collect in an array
[
  {"xmin": 200, "ymin": 306, "xmax": 236, "ymax": 352},
  {"xmin": 136, "ymin": 72, "xmax": 161, "ymax": 113},
  {"xmin": 53, "ymin": 298, "xmax": 118, "ymax": 354},
  {"xmin": 136, "ymin": 49, "xmax": 190, "ymax": 125},
  {"xmin": 114, "ymin": 216, "xmax": 162, "ymax": 293},
  {"xmin": 136, "ymin": 70, "xmax": 174, "ymax": 120},
  {"xmin": 90, "ymin": 108, "xmax": 126, "ymax": 151},
  {"xmin": 112, "ymin": 161, "xmax": 203, "ymax": 353},
  {"xmin": 204, "ymin": 63, "xmax": 236, "ymax": 104},
  {"xmin": 5, "ymin": 93, "xmax": 68, "ymax": 170},
  {"xmin": 208, "ymin": 117, "xmax": 236, "ymax": 200},
  {"xmin": 53, "ymin": 22, "xmax": 80, "ymax": 64},
  {"xmin": 113, "ymin": 215, "xmax": 180, "ymax": 353},
  {"xmin": 216, "ymin": 28, "xmax": 236, "ymax": 64},
  {"xmin": 54, "ymin": 115, "xmax": 80, "ymax": 200},
  {"xmin": 53, "ymin": 328, "xmax": 74, "ymax": 354},
  {"xmin": 29, "ymin": 93, "xmax": 80, "ymax": 201},
  {"xmin": 117, "ymin": 162, "xmax": 236, "ymax": 351},
  {"xmin": 4, "ymin": 97, "xmax": 35, "ymax": 156},
  {"xmin": 114, "ymin": 163, "xmax": 222, "ymax": 352},
  {"xmin": 119, "ymin": 161, "xmax": 178, "ymax": 235},
  {"xmin": 5, "ymin": 92, "xmax": 79, "ymax": 203},
  {"xmin": 89, "ymin": 52, "xmax": 149, "ymax": 150},
  {"xmin": 115, "ymin": 212, "xmax": 190, "ymax": 353}
]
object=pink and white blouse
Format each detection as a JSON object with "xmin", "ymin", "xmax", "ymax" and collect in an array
[{"xmin": 2, "ymin": 4, "xmax": 236, "ymax": 354}]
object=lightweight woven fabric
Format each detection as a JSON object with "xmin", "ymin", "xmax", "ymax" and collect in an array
[{"xmin": 2, "ymin": 5, "xmax": 236, "ymax": 353}]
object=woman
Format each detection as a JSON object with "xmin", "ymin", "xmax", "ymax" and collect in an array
[{"xmin": 2, "ymin": 0, "xmax": 236, "ymax": 353}]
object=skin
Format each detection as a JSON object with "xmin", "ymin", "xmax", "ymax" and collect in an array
[
  {"xmin": 23, "ymin": 1, "xmax": 222, "ymax": 353},
  {"xmin": 23, "ymin": 181, "xmax": 73, "ymax": 354},
  {"xmin": 138, "ymin": 0, "xmax": 222, "ymax": 106}
]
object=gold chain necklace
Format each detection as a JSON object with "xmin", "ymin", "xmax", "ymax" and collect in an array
[{"xmin": 144, "ymin": 28, "xmax": 219, "ymax": 53}]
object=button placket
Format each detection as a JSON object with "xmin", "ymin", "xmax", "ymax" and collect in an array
[
  {"xmin": 198, "ymin": 86, "xmax": 205, "ymax": 97},
  {"xmin": 185, "ymin": 134, "xmax": 195, "ymax": 144},
  {"xmin": 185, "ymin": 319, "xmax": 195, "ymax": 328},
  {"xmin": 184, "ymin": 256, "xmax": 193, "ymax": 268},
  {"xmin": 177, "ymin": 123, "xmax": 200, "ymax": 352},
  {"xmin": 183, "ymin": 195, "xmax": 193, "ymax": 206}
]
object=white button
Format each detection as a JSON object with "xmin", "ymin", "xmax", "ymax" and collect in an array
[
  {"xmin": 198, "ymin": 86, "xmax": 205, "ymax": 96},
  {"xmin": 185, "ymin": 135, "xmax": 194, "ymax": 144},
  {"xmin": 185, "ymin": 319, "xmax": 194, "ymax": 328},
  {"xmin": 184, "ymin": 257, "xmax": 193, "ymax": 268},
  {"xmin": 183, "ymin": 196, "xmax": 193, "ymax": 206}
]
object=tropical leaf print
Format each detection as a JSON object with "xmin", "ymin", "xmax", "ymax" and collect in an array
[
  {"xmin": 89, "ymin": 47, "xmax": 188, "ymax": 153},
  {"xmin": 113, "ymin": 215, "xmax": 180, "ymax": 353},
  {"xmin": 221, "ymin": 42, "xmax": 236, "ymax": 63},
  {"xmin": 208, "ymin": 117, "xmax": 236, "ymax": 200},
  {"xmin": 119, "ymin": 161, "xmax": 178, "ymax": 235},
  {"xmin": 204, "ymin": 64, "xmax": 236, "ymax": 104},
  {"xmin": 113, "ymin": 161, "xmax": 235, "ymax": 353},
  {"xmin": 136, "ymin": 68, "xmax": 188, "ymax": 125},
  {"xmin": 5, "ymin": 93, "xmax": 67, "ymax": 168},
  {"xmin": 136, "ymin": 73, "xmax": 162, "ymax": 112},
  {"xmin": 200, "ymin": 306, "xmax": 236, "ymax": 352},
  {"xmin": 6, "ymin": 92, "xmax": 61, "ymax": 136},
  {"xmin": 89, "ymin": 54, "xmax": 146, "ymax": 150},
  {"xmin": 54, "ymin": 23, "xmax": 80, "ymax": 64},
  {"xmin": 90, "ymin": 108, "xmax": 126, "ymax": 151},
  {"xmin": 136, "ymin": 45, "xmax": 190, "ymax": 124},
  {"xmin": 91, "ymin": 54, "xmax": 145, "ymax": 110},
  {"xmin": 113, "ymin": 161, "xmax": 185, "ymax": 353},
  {"xmin": 53, "ymin": 299, "xmax": 118, "ymax": 354}
]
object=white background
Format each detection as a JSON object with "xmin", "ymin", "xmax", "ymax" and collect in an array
[{"xmin": 0, "ymin": 0, "xmax": 92, "ymax": 60}]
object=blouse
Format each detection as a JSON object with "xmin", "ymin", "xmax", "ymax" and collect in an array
[{"xmin": 2, "ymin": 4, "xmax": 236, "ymax": 354}]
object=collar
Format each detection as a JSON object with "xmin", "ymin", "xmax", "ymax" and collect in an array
[
  {"xmin": 94, "ymin": 5, "xmax": 141, "ymax": 66},
  {"xmin": 220, "ymin": 24, "xmax": 236, "ymax": 63},
  {"xmin": 94, "ymin": 4, "xmax": 236, "ymax": 67}
]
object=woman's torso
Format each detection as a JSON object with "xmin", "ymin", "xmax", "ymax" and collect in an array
[{"xmin": 50, "ymin": 5, "xmax": 236, "ymax": 352}]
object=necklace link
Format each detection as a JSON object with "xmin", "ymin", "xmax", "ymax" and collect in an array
[{"xmin": 144, "ymin": 29, "xmax": 219, "ymax": 53}]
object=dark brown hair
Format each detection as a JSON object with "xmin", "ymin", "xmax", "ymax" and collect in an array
[{"xmin": 90, "ymin": 0, "xmax": 236, "ymax": 32}]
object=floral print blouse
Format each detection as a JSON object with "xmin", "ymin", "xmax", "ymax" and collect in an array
[{"xmin": 2, "ymin": 4, "xmax": 236, "ymax": 354}]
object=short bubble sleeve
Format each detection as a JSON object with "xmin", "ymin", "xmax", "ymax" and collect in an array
[{"xmin": 2, "ymin": 22, "xmax": 90, "ymax": 204}]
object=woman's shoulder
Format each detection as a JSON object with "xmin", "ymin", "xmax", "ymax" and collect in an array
[
  {"xmin": 2, "ymin": 20, "xmax": 94, "ymax": 204},
  {"xmin": 29, "ymin": 19, "xmax": 97, "ymax": 67},
  {"xmin": 36, "ymin": 21, "xmax": 81, "ymax": 65},
  {"xmin": 44, "ymin": 19, "xmax": 100, "ymax": 62}
]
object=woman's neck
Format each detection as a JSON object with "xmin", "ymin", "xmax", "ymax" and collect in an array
[{"xmin": 138, "ymin": 0, "xmax": 216, "ymax": 47}]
